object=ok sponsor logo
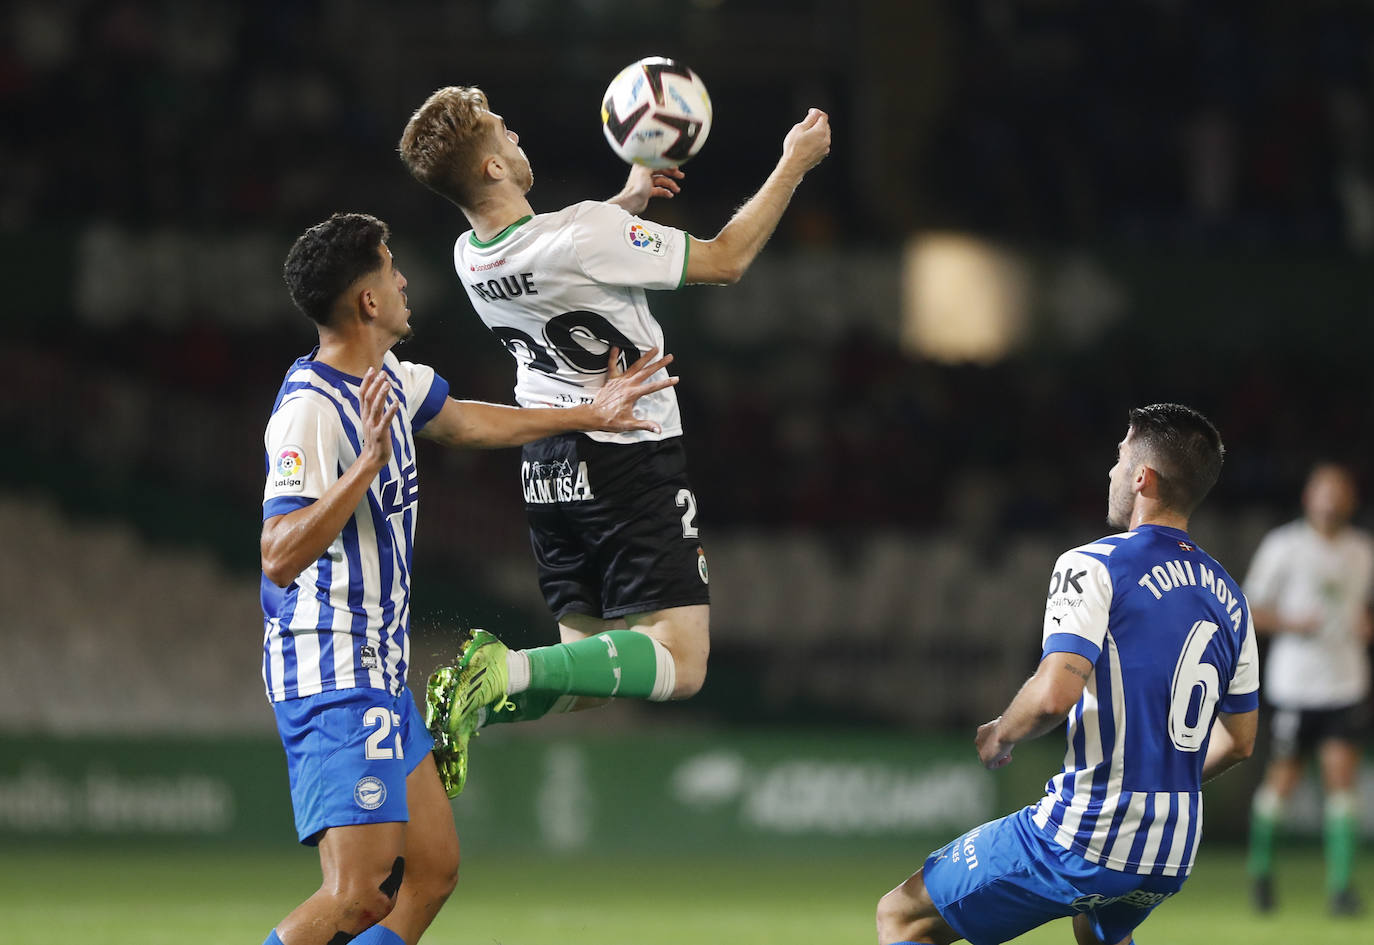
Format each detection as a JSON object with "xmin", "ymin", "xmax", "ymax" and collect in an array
[{"xmin": 1048, "ymin": 567, "xmax": 1087, "ymax": 598}]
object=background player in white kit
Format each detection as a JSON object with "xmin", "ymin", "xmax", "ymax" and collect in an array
[
  {"xmin": 1244, "ymin": 462, "xmax": 1373, "ymax": 916},
  {"xmin": 397, "ymin": 85, "xmax": 831, "ymax": 792},
  {"xmin": 876, "ymin": 404, "xmax": 1259, "ymax": 945},
  {"xmin": 259, "ymin": 212, "xmax": 676, "ymax": 945}
]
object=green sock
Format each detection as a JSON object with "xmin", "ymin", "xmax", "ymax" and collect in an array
[
  {"xmin": 1325, "ymin": 798, "xmax": 1358, "ymax": 893},
  {"xmin": 525, "ymin": 630, "xmax": 673, "ymax": 701},
  {"xmin": 1248, "ymin": 806, "xmax": 1278, "ymax": 878}
]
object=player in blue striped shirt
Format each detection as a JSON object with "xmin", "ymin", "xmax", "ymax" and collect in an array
[
  {"xmin": 259, "ymin": 212, "xmax": 675, "ymax": 945},
  {"xmin": 877, "ymin": 404, "xmax": 1260, "ymax": 945}
]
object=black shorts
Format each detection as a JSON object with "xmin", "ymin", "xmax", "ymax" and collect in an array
[
  {"xmin": 1268, "ymin": 703, "xmax": 1369, "ymax": 760},
  {"xmin": 521, "ymin": 433, "xmax": 710, "ymax": 620}
]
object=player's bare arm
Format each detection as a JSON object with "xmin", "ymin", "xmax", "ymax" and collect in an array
[
  {"xmin": 419, "ymin": 347, "xmax": 678, "ymax": 449},
  {"xmin": 608, "ymin": 165, "xmax": 684, "ymax": 215},
  {"xmin": 975, "ymin": 652, "xmax": 1093, "ymax": 769},
  {"xmin": 685, "ymin": 108, "xmax": 831, "ymax": 285},
  {"xmin": 1202, "ymin": 709, "xmax": 1258, "ymax": 781},
  {"xmin": 261, "ymin": 367, "xmax": 399, "ymax": 587}
]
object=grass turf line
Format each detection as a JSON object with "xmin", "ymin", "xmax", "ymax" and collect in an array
[{"xmin": 5, "ymin": 846, "xmax": 1366, "ymax": 944}]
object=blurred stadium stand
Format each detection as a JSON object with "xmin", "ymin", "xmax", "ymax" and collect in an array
[{"xmin": 3, "ymin": 0, "xmax": 1373, "ymax": 733}]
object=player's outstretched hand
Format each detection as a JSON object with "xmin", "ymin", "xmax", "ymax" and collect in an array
[
  {"xmin": 589, "ymin": 346, "xmax": 678, "ymax": 433},
  {"xmin": 359, "ymin": 366, "xmax": 399, "ymax": 470},
  {"xmin": 611, "ymin": 165, "xmax": 685, "ymax": 215},
  {"xmin": 976, "ymin": 718, "xmax": 1014, "ymax": 770},
  {"xmin": 781, "ymin": 108, "xmax": 831, "ymax": 174}
]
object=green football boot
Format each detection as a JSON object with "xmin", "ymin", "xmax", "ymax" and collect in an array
[
  {"xmin": 424, "ymin": 659, "xmax": 470, "ymax": 799},
  {"xmin": 448, "ymin": 629, "xmax": 512, "ymax": 739}
]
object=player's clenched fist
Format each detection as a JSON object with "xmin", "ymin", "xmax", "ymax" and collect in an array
[{"xmin": 782, "ymin": 108, "xmax": 831, "ymax": 172}]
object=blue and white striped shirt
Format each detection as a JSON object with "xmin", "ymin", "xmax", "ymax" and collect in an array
[
  {"xmin": 259, "ymin": 350, "xmax": 449, "ymax": 702},
  {"xmin": 1031, "ymin": 525, "xmax": 1260, "ymax": 877}
]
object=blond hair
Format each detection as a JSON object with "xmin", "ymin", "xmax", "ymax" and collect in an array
[{"xmin": 398, "ymin": 86, "xmax": 495, "ymax": 208}]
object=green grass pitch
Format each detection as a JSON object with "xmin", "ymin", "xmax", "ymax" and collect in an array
[{"xmin": 7, "ymin": 846, "xmax": 1367, "ymax": 944}]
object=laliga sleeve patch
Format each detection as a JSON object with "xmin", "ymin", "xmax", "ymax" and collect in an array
[
  {"xmin": 624, "ymin": 221, "xmax": 667, "ymax": 256},
  {"xmin": 272, "ymin": 445, "xmax": 307, "ymax": 492}
]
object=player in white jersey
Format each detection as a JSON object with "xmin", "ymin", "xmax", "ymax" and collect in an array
[
  {"xmin": 1244, "ymin": 462, "xmax": 1373, "ymax": 916},
  {"xmin": 396, "ymin": 85, "xmax": 831, "ymax": 794},
  {"xmin": 877, "ymin": 404, "xmax": 1260, "ymax": 945},
  {"xmin": 259, "ymin": 212, "xmax": 676, "ymax": 945}
]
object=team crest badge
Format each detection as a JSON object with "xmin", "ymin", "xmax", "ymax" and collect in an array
[
  {"xmin": 696, "ymin": 547, "xmax": 709, "ymax": 584},
  {"xmin": 354, "ymin": 776, "xmax": 387, "ymax": 811}
]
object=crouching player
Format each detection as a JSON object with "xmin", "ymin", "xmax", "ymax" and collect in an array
[{"xmin": 877, "ymin": 405, "xmax": 1259, "ymax": 945}]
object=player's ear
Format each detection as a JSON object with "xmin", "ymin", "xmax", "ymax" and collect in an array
[
  {"xmin": 1132, "ymin": 464, "xmax": 1156, "ymax": 497},
  {"xmin": 480, "ymin": 153, "xmax": 504, "ymax": 183},
  {"xmin": 356, "ymin": 285, "xmax": 379, "ymax": 321}
]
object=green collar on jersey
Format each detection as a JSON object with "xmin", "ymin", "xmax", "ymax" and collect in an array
[{"xmin": 469, "ymin": 215, "xmax": 533, "ymax": 248}]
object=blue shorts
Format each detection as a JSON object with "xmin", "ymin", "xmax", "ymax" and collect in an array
[
  {"xmin": 272, "ymin": 686, "xmax": 434, "ymax": 845},
  {"xmin": 921, "ymin": 807, "xmax": 1186, "ymax": 945}
]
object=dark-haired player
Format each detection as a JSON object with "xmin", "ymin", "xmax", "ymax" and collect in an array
[
  {"xmin": 877, "ymin": 404, "xmax": 1259, "ymax": 945},
  {"xmin": 258, "ymin": 211, "xmax": 673, "ymax": 945}
]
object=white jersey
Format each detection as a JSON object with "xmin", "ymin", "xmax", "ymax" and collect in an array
[
  {"xmin": 453, "ymin": 201, "xmax": 688, "ymax": 444},
  {"xmin": 259, "ymin": 350, "xmax": 450, "ymax": 702},
  {"xmin": 1031, "ymin": 525, "xmax": 1260, "ymax": 877},
  {"xmin": 1244, "ymin": 519, "xmax": 1374, "ymax": 708}
]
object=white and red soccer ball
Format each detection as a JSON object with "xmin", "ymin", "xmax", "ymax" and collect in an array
[{"xmin": 601, "ymin": 57, "xmax": 712, "ymax": 169}]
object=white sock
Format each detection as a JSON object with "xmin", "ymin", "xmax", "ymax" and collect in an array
[
  {"xmin": 506, "ymin": 649, "xmax": 531, "ymax": 695},
  {"xmin": 647, "ymin": 637, "xmax": 677, "ymax": 702},
  {"xmin": 1327, "ymin": 790, "xmax": 1357, "ymax": 820},
  {"xmin": 1253, "ymin": 785, "xmax": 1283, "ymax": 819}
]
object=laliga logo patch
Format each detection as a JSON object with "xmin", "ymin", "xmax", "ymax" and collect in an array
[
  {"xmin": 354, "ymin": 776, "xmax": 387, "ymax": 811},
  {"xmin": 625, "ymin": 222, "xmax": 666, "ymax": 256},
  {"xmin": 273, "ymin": 445, "xmax": 306, "ymax": 492}
]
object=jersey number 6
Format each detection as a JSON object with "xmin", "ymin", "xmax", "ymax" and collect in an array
[{"xmin": 1167, "ymin": 619, "xmax": 1222, "ymax": 752}]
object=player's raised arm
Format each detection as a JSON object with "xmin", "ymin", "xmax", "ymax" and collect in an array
[
  {"xmin": 261, "ymin": 368, "xmax": 399, "ymax": 587},
  {"xmin": 685, "ymin": 108, "xmax": 831, "ymax": 285},
  {"xmin": 608, "ymin": 165, "xmax": 684, "ymax": 215},
  {"xmin": 418, "ymin": 348, "xmax": 677, "ymax": 448}
]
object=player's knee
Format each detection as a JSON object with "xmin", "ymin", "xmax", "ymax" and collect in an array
[
  {"xmin": 414, "ymin": 829, "xmax": 462, "ymax": 902},
  {"xmin": 644, "ymin": 631, "xmax": 707, "ymax": 700},
  {"xmin": 670, "ymin": 655, "xmax": 706, "ymax": 699},
  {"xmin": 427, "ymin": 844, "xmax": 461, "ymax": 902},
  {"xmin": 670, "ymin": 635, "xmax": 709, "ymax": 699},
  {"xmin": 329, "ymin": 868, "xmax": 403, "ymax": 931},
  {"xmin": 875, "ymin": 887, "xmax": 915, "ymax": 941}
]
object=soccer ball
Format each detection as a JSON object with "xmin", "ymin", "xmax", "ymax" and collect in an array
[{"xmin": 600, "ymin": 57, "xmax": 712, "ymax": 169}]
